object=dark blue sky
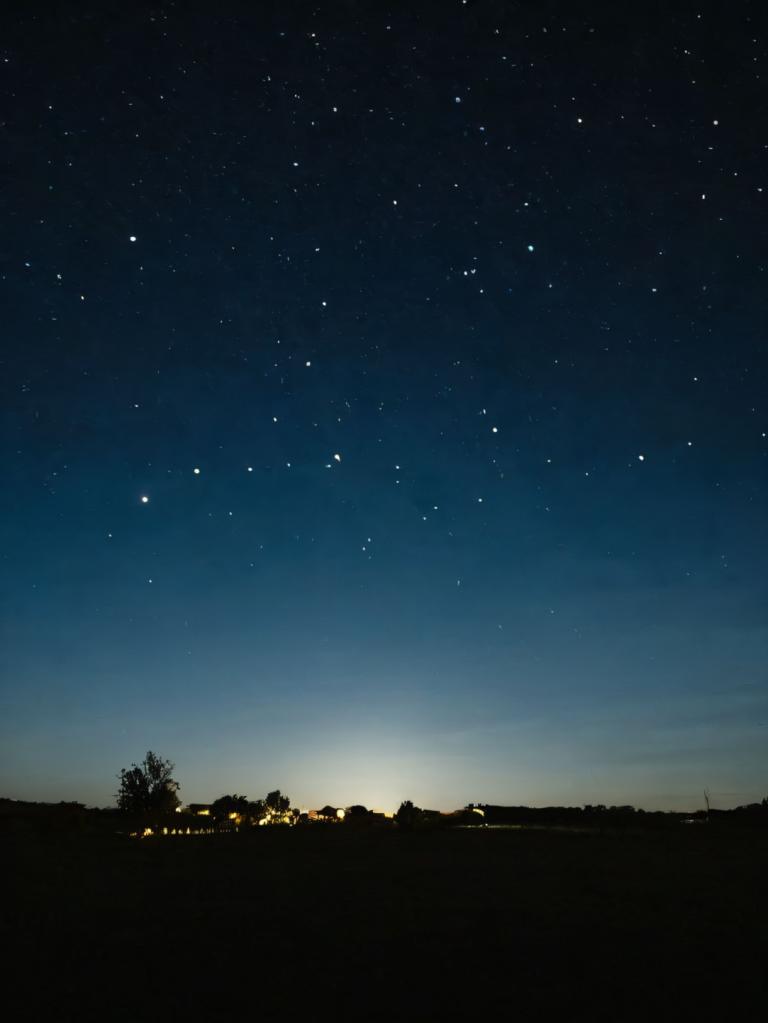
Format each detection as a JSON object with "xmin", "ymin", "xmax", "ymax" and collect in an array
[{"xmin": 1, "ymin": 2, "xmax": 766, "ymax": 810}]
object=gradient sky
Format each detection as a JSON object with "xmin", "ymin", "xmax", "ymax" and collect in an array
[{"xmin": 1, "ymin": 3, "xmax": 766, "ymax": 811}]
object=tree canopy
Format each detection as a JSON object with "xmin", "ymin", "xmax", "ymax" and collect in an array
[
  {"xmin": 210, "ymin": 794, "xmax": 250, "ymax": 821},
  {"xmin": 265, "ymin": 790, "xmax": 290, "ymax": 814},
  {"xmin": 395, "ymin": 800, "xmax": 422, "ymax": 830},
  {"xmin": 116, "ymin": 751, "xmax": 180, "ymax": 813}
]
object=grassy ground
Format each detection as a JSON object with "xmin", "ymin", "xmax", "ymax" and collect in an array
[{"xmin": 4, "ymin": 824, "xmax": 766, "ymax": 1019}]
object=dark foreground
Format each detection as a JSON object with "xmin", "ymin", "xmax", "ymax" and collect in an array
[{"xmin": 5, "ymin": 825, "xmax": 767, "ymax": 1019}]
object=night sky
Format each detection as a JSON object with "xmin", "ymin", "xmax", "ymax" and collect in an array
[{"xmin": 2, "ymin": 3, "xmax": 766, "ymax": 812}]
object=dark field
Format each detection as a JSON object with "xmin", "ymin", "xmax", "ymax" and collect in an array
[{"xmin": 5, "ymin": 825, "xmax": 767, "ymax": 1019}]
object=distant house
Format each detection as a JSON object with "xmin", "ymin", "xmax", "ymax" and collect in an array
[
  {"xmin": 367, "ymin": 811, "xmax": 393, "ymax": 825},
  {"xmin": 186, "ymin": 804, "xmax": 212, "ymax": 817},
  {"xmin": 306, "ymin": 806, "xmax": 344, "ymax": 822}
]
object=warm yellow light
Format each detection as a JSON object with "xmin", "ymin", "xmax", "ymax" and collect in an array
[
  {"xmin": 336, "ymin": 808, "xmax": 345, "ymax": 820},
  {"xmin": 196, "ymin": 808, "xmax": 210, "ymax": 816}
]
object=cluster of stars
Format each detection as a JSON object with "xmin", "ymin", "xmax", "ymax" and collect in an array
[
  {"xmin": 8, "ymin": 11, "xmax": 762, "ymax": 628},
  {"xmin": 134, "ymin": 440, "xmax": 674, "ymax": 512}
]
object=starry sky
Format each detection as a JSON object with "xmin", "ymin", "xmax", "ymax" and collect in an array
[{"xmin": 1, "ymin": 2, "xmax": 766, "ymax": 812}]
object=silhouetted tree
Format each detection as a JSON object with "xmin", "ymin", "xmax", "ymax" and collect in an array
[
  {"xmin": 265, "ymin": 790, "xmax": 290, "ymax": 814},
  {"xmin": 346, "ymin": 804, "xmax": 369, "ymax": 818},
  {"xmin": 249, "ymin": 798, "xmax": 266, "ymax": 819},
  {"xmin": 395, "ymin": 800, "xmax": 421, "ymax": 830},
  {"xmin": 211, "ymin": 794, "xmax": 250, "ymax": 821},
  {"xmin": 116, "ymin": 751, "xmax": 180, "ymax": 813}
]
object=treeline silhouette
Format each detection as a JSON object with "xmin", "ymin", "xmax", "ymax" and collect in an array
[
  {"xmin": 3, "ymin": 795, "xmax": 768, "ymax": 838},
  {"xmin": 1, "ymin": 748, "xmax": 766, "ymax": 836}
]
